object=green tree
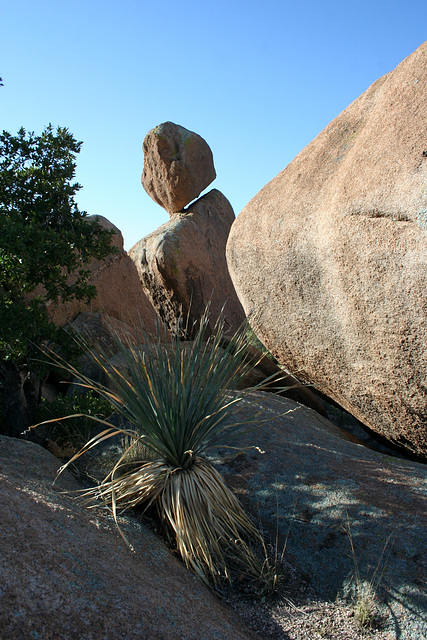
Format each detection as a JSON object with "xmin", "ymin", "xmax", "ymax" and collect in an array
[{"xmin": 0, "ymin": 125, "xmax": 115, "ymax": 437}]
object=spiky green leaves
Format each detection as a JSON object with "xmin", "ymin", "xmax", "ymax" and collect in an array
[{"xmin": 43, "ymin": 308, "xmax": 274, "ymax": 586}]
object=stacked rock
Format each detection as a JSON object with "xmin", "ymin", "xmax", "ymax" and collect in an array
[
  {"xmin": 141, "ymin": 121, "xmax": 217, "ymax": 214},
  {"xmin": 130, "ymin": 122, "xmax": 245, "ymax": 336}
]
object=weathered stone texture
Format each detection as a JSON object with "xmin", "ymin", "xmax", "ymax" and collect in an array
[
  {"xmin": 130, "ymin": 189, "xmax": 245, "ymax": 336},
  {"xmin": 0, "ymin": 435, "xmax": 257, "ymax": 640},
  {"xmin": 227, "ymin": 42, "xmax": 427, "ymax": 457},
  {"xmin": 214, "ymin": 392, "xmax": 427, "ymax": 638},
  {"xmin": 44, "ymin": 215, "xmax": 158, "ymax": 333},
  {"xmin": 142, "ymin": 121, "xmax": 216, "ymax": 214}
]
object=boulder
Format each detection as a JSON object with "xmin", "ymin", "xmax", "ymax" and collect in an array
[
  {"xmin": 3, "ymin": 396, "xmax": 426, "ymax": 639},
  {"xmin": 141, "ymin": 121, "xmax": 216, "ymax": 213},
  {"xmin": 227, "ymin": 42, "xmax": 427, "ymax": 458},
  {"xmin": 45, "ymin": 215, "xmax": 158, "ymax": 334},
  {"xmin": 0, "ymin": 435, "xmax": 257, "ymax": 640},
  {"xmin": 70, "ymin": 311, "xmax": 138, "ymax": 354},
  {"xmin": 61, "ymin": 312, "xmax": 146, "ymax": 396},
  {"xmin": 211, "ymin": 392, "xmax": 427, "ymax": 639},
  {"xmin": 130, "ymin": 189, "xmax": 245, "ymax": 336}
]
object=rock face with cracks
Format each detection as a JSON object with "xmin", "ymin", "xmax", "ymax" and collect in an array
[
  {"xmin": 142, "ymin": 121, "xmax": 216, "ymax": 214},
  {"xmin": 130, "ymin": 189, "xmax": 245, "ymax": 336},
  {"xmin": 227, "ymin": 42, "xmax": 427, "ymax": 458}
]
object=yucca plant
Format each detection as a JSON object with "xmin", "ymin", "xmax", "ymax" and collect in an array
[{"xmin": 39, "ymin": 308, "xmax": 276, "ymax": 586}]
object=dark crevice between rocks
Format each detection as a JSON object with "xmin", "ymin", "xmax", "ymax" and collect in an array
[{"xmin": 316, "ymin": 391, "xmax": 427, "ymax": 464}]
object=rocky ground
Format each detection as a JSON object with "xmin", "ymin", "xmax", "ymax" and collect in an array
[
  {"xmin": 80, "ymin": 393, "xmax": 426, "ymax": 640},
  {"xmin": 210, "ymin": 393, "xmax": 427, "ymax": 640},
  {"xmin": 226, "ymin": 591, "xmax": 397, "ymax": 640},
  {"xmin": 2, "ymin": 390, "xmax": 425, "ymax": 640},
  {"xmin": 128, "ymin": 498, "xmax": 414, "ymax": 640}
]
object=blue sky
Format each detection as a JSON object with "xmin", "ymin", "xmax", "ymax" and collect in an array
[{"xmin": 1, "ymin": 0, "xmax": 426, "ymax": 249}]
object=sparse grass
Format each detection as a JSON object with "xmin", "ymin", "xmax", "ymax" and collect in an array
[
  {"xmin": 258, "ymin": 528, "xmax": 289, "ymax": 597},
  {"xmin": 119, "ymin": 432, "xmax": 155, "ymax": 466},
  {"xmin": 36, "ymin": 308, "xmax": 291, "ymax": 589},
  {"xmin": 231, "ymin": 489, "xmax": 290, "ymax": 598},
  {"xmin": 342, "ymin": 518, "xmax": 398, "ymax": 629},
  {"xmin": 239, "ymin": 535, "xmax": 287, "ymax": 598},
  {"xmin": 352, "ymin": 580, "xmax": 379, "ymax": 629},
  {"xmin": 253, "ymin": 495, "xmax": 289, "ymax": 597}
]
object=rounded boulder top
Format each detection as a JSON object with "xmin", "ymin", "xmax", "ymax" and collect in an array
[{"xmin": 141, "ymin": 121, "xmax": 216, "ymax": 214}]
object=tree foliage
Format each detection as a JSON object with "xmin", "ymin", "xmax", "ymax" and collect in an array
[
  {"xmin": 0, "ymin": 124, "xmax": 115, "ymax": 434},
  {"xmin": 0, "ymin": 125, "xmax": 114, "ymax": 362}
]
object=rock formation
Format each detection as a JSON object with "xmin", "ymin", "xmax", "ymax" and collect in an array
[
  {"xmin": 0, "ymin": 435, "xmax": 257, "ymax": 640},
  {"xmin": 45, "ymin": 215, "xmax": 158, "ymax": 334},
  {"xmin": 130, "ymin": 189, "xmax": 245, "ymax": 335},
  {"xmin": 133, "ymin": 123, "xmax": 245, "ymax": 336},
  {"xmin": 227, "ymin": 42, "xmax": 427, "ymax": 458},
  {"xmin": 142, "ymin": 121, "xmax": 216, "ymax": 214},
  {"xmin": 213, "ymin": 392, "xmax": 427, "ymax": 638},
  {"xmin": 2, "ymin": 391, "xmax": 426, "ymax": 639}
]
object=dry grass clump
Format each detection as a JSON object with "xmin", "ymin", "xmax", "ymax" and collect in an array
[{"xmin": 342, "ymin": 519, "xmax": 398, "ymax": 629}]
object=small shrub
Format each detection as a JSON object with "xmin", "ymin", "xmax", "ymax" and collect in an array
[
  {"xmin": 39, "ymin": 309, "xmax": 286, "ymax": 588},
  {"xmin": 36, "ymin": 390, "xmax": 113, "ymax": 456}
]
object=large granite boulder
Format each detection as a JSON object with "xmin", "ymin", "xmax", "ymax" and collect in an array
[
  {"xmin": 45, "ymin": 215, "xmax": 158, "ymax": 334},
  {"xmin": 142, "ymin": 121, "xmax": 216, "ymax": 214},
  {"xmin": 227, "ymin": 42, "xmax": 427, "ymax": 458},
  {"xmin": 0, "ymin": 435, "xmax": 257, "ymax": 640},
  {"xmin": 130, "ymin": 189, "xmax": 245, "ymax": 336}
]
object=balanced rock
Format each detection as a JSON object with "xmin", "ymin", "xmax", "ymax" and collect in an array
[
  {"xmin": 227, "ymin": 42, "xmax": 427, "ymax": 458},
  {"xmin": 142, "ymin": 121, "xmax": 216, "ymax": 213},
  {"xmin": 130, "ymin": 189, "xmax": 245, "ymax": 336},
  {"xmin": 45, "ymin": 215, "xmax": 158, "ymax": 334}
]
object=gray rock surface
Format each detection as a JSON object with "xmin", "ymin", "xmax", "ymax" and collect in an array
[
  {"xmin": 2, "ymin": 392, "xmax": 426, "ymax": 639},
  {"xmin": 0, "ymin": 435, "xmax": 257, "ymax": 640},
  {"xmin": 227, "ymin": 42, "xmax": 427, "ymax": 458},
  {"xmin": 142, "ymin": 121, "xmax": 216, "ymax": 214},
  {"xmin": 211, "ymin": 392, "xmax": 427, "ymax": 639},
  {"xmin": 130, "ymin": 189, "xmax": 245, "ymax": 336}
]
